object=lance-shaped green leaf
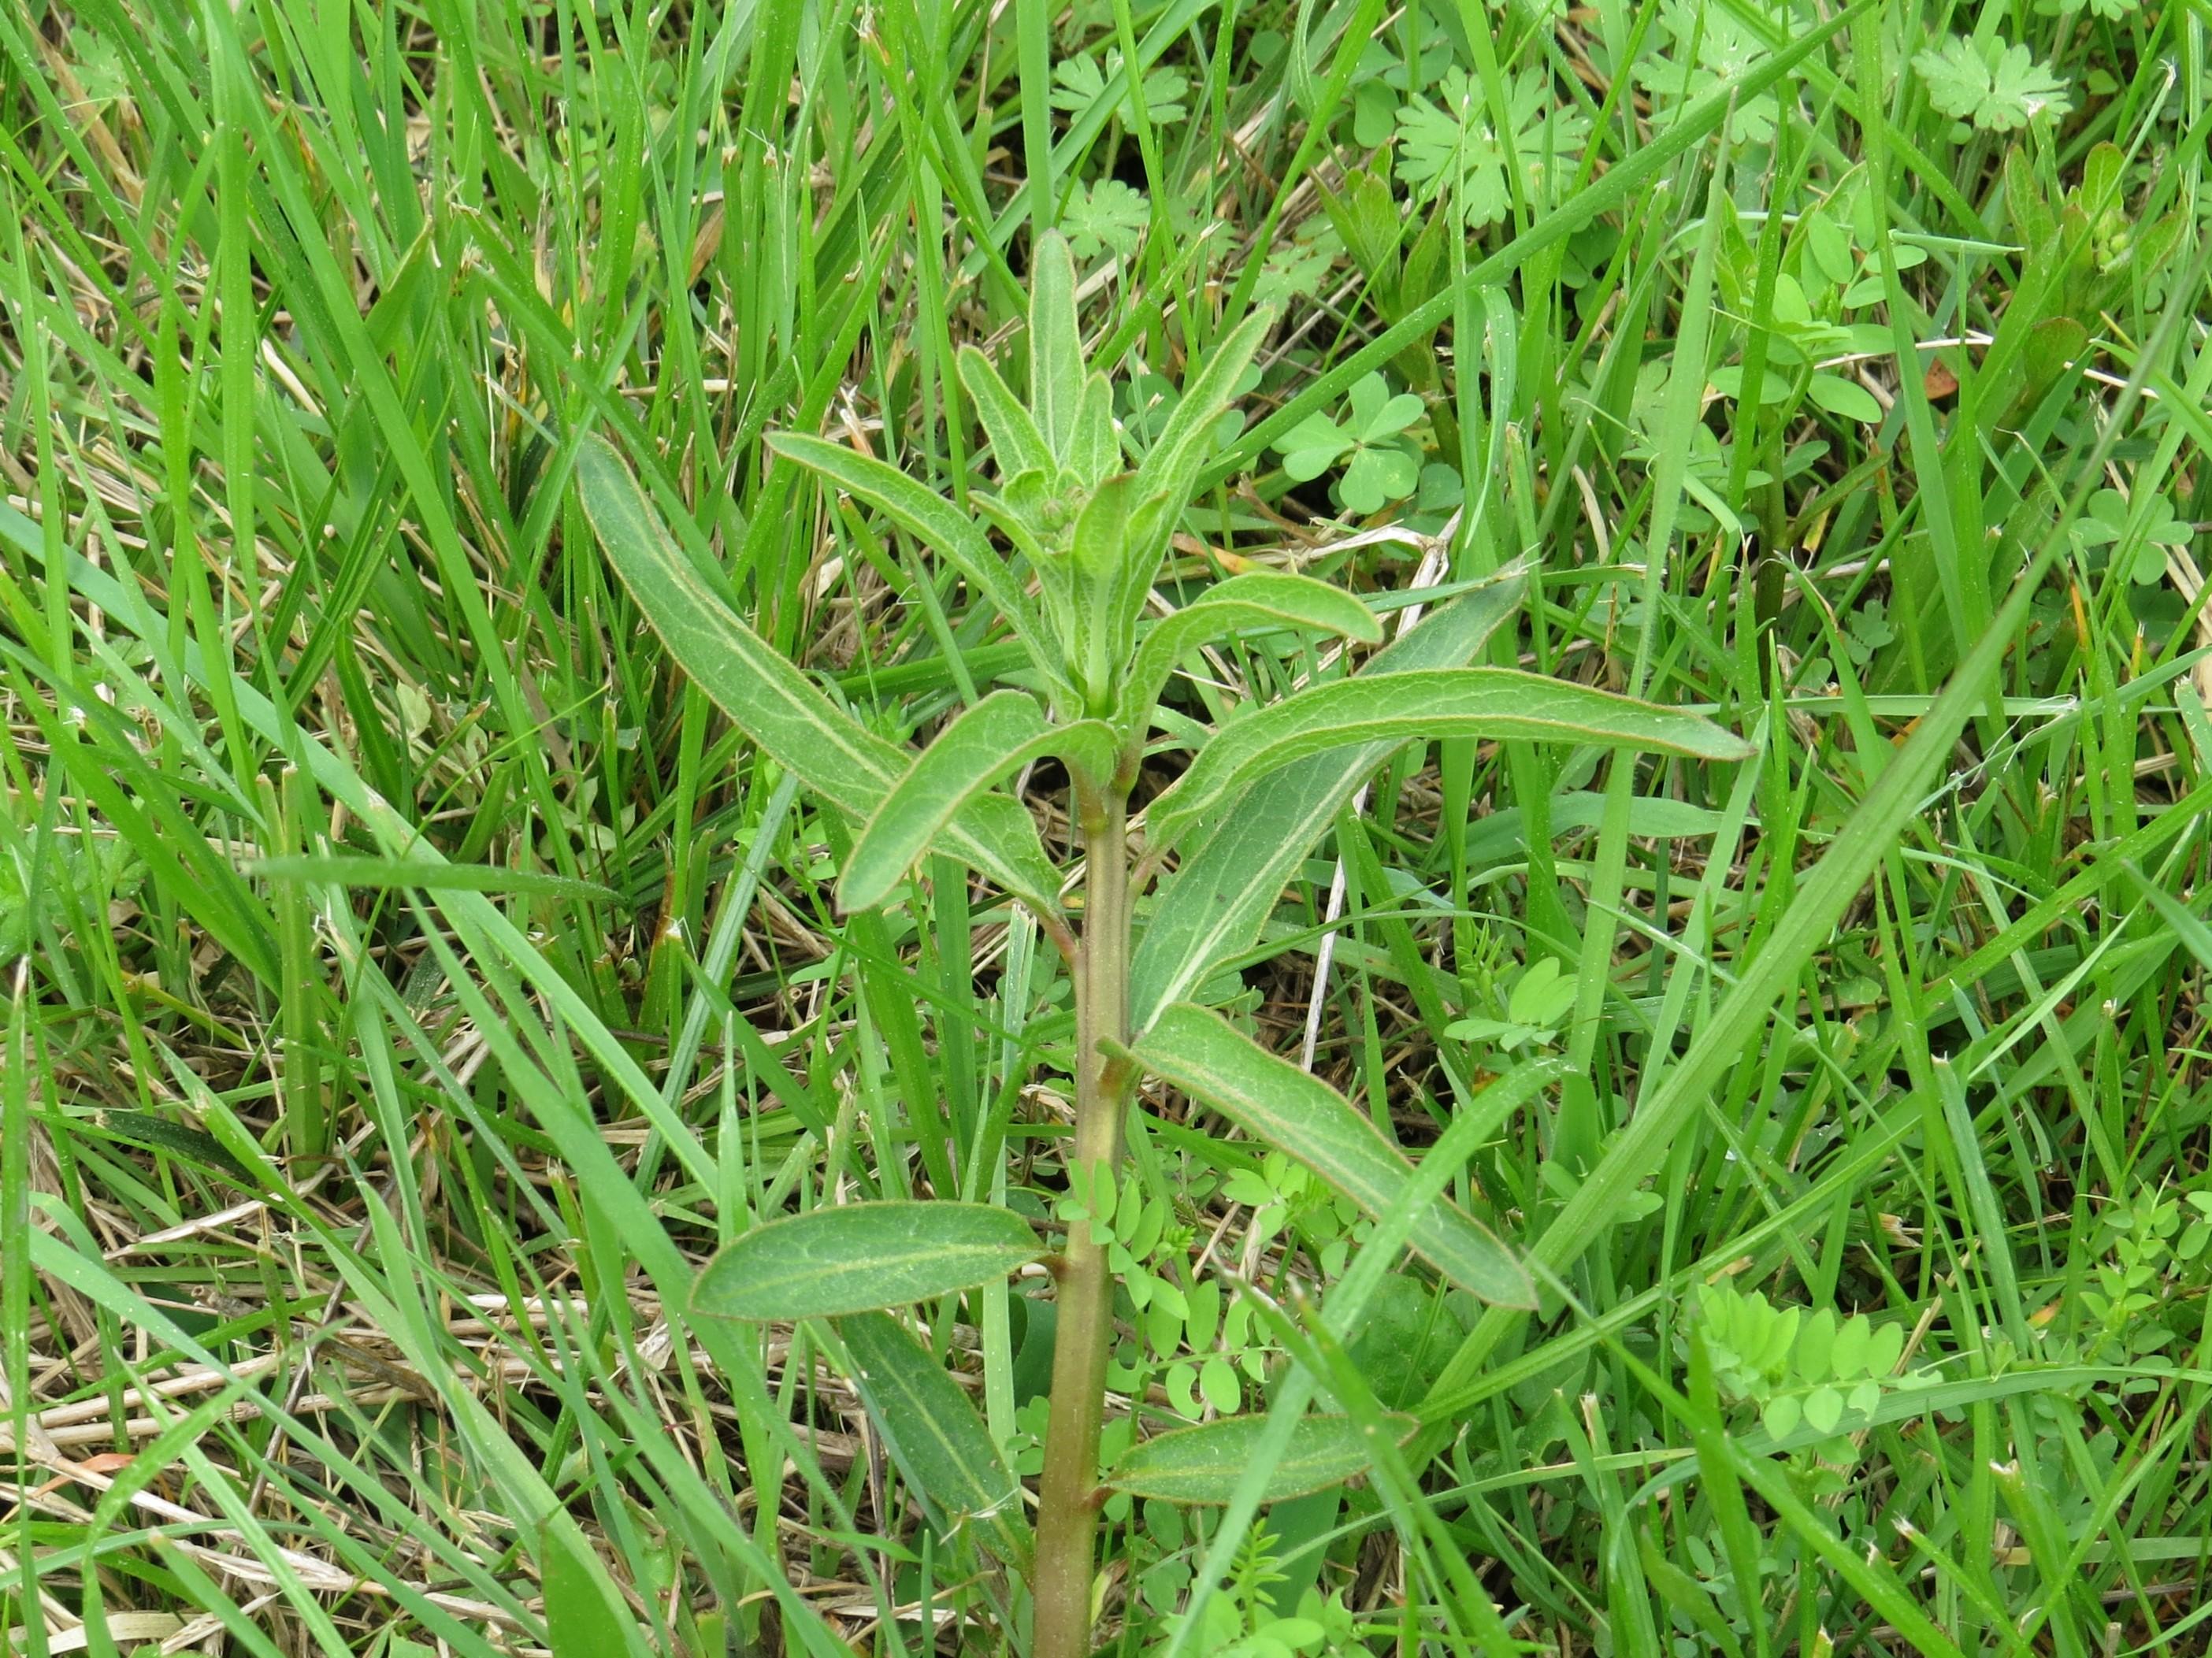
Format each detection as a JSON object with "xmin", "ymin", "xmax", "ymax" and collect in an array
[
  {"xmin": 574, "ymin": 438, "xmax": 1062, "ymax": 914},
  {"xmin": 973, "ymin": 473, "xmax": 1077, "ymax": 646},
  {"xmin": 1119, "ymin": 572, "xmax": 1382, "ymax": 726},
  {"xmin": 1110, "ymin": 310, "xmax": 1275, "ymax": 641},
  {"xmin": 766, "ymin": 431, "xmax": 1056, "ymax": 666},
  {"xmin": 541, "ymin": 1526, "xmax": 648, "ymax": 1658},
  {"xmin": 957, "ymin": 346, "xmax": 1054, "ymax": 480},
  {"xmin": 1103, "ymin": 1413, "xmax": 1413, "ymax": 1504},
  {"xmin": 1029, "ymin": 231, "xmax": 1087, "ymax": 457},
  {"xmin": 1146, "ymin": 668, "xmax": 1754, "ymax": 853},
  {"xmin": 841, "ymin": 692, "xmax": 1117, "ymax": 911},
  {"xmin": 1130, "ymin": 569, "xmax": 1528, "ymax": 1028},
  {"xmin": 693, "ymin": 1201, "xmax": 1045, "ymax": 1321},
  {"xmin": 1129, "ymin": 310, "xmax": 1274, "ymax": 527},
  {"xmin": 833, "ymin": 1313, "xmax": 1033, "ymax": 1567},
  {"xmin": 1124, "ymin": 1003, "xmax": 1535, "ymax": 1307},
  {"xmin": 1070, "ymin": 473, "xmax": 1143, "ymax": 700},
  {"xmin": 1067, "ymin": 372, "xmax": 1119, "ymax": 488}
]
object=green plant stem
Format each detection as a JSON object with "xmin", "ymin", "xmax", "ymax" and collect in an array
[{"xmin": 1032, "ymin": 780, "xmax": 1132, "ymax": 1658}]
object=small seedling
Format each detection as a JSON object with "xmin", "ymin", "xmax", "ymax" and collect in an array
[{"xmin": 577, "ymin": 232, "xmax": 1750, "ymax": 1656}]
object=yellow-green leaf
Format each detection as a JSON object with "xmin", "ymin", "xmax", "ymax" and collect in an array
[
  {"xmin": 1103, "ymin": 1413, "xmax": 1412, "ymax": 1504},
  {"xmin": 1126, "ymin": 1004, "xmax": 1535, "ymax": 1307},
  {"xmin": 1147, "ymin": 668, "xmax": 1754, "ymax": 851},
  {"xmin": 834, "ymin": 1312, "xmax": 1032, "ymax": 1567},
  {"xmin": 693, "ymin": 1202, "xmax": 1043, "ymax": 1321}
]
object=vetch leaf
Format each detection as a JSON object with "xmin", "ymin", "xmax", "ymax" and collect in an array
[
  {"xmin": 1103, "ymin": 1413, "xmax": 1412, "ymax": 1504},
  {"xmin": 1760, "ymin": 1394, "xmax": 1802, "ymax": 1440},
  {"xmin": 573, "ymin": 437, "xmax": 1062, "ymax": 913},
  {"xmin": 1145, "ymin": 669, "xmax": 1754, "ymax": 852},
  {"xmin": 833, "ymin": 1312, "xmax": 1032, "ymax": 1567},
  {"xmin": 1807, "ymin": 373, "xmax": 1883, "ymax": 424},
  {"xmin": 1802, "ymin": 1385, "xmax": 1845, "ymax": 1436},
  {"xmin": 1829, "ymin": 1314, "xmax": 1871, "ymax": 1378},
  {"xmin": 1123, "ymin": 1003, "xmax": 1535, "ymax": 1306},
  {"xmin": 693, "ymin": 1201, "xmax": 1043, "ymax": 1321},
  {"xmin": 841, "ymin": 692, "xmax": 1116, "ymax": 911}
]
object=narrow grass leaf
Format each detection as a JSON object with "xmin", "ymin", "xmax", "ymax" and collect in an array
[
  {"xmin": 1103, "ymin": 1413, "xmax": 1412, "ymax": 1504},
  {"xmin": 1423, "ymin": 503, "xmax": 2097, "ymax": 1422},
  {"xmin": 834, "ymin": 1312, "xmax": 1032, "ymax": 1567},
  {"xmin": 1126, "ymin": 1004, "xmax": 1535, "ymax": 1306},
  {"xmin": 693, "ymin": 1202, "xmax": 1044, "ymax": 1321},
  {"xmin": 251, "ymin": 855, "xmax": 622, "ymax": 904}
]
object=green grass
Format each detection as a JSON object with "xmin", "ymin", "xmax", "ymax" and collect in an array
[{"xmin": 4, "ymin": 0, "xmax": 2212, "ymax": 1650}]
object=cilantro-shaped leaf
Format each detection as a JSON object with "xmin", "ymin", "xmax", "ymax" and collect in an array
[
  {"xmin": 1062, "ymin": 178, "xmax": 1150, "ymax": 260},
  {"xmin": 1051, "ymin": 50, "xmax": 1189, "ymax": 125},
  {"xmin": 1254, "ymin": 219, "xmax": 1342, "ymax": 306},
  {"xmin": 1394, "ymin": 69, "xmax": 1588, "ymax": 228},
  {"xmin": 1913, "ymin": 35, "xmax": 2073, "ymax": 132},
  {"xmin": 1271, "ymin": 372, "xmax": 1424, "ymax": 515},
  {"xmin": 1637, "ymin": 6, "xmax": 1779, "ymax": 143},
  {"xmin": 1841, "ymin": 599, "xmax": 1895, "ymax": 666}
]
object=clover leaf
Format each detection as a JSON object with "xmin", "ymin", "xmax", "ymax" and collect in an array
[
  {"xmin": 2069, "ymin": 488, "xmax": 2194, "ymax": 583},
  {"xmin": 1271, "ymin": 372, "xmax": 1423, "ymax": 515}
]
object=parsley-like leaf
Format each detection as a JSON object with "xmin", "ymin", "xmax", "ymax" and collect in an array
[
  {"xmin": 1393, "ymin": 69, "xmax": 1587, "ymax": 228},
  {"xmin": 1061, "ymin": 179, "xmax": 1151, "ymax": 260},
  {"xmin": 1913, "ymin": 35, "xmax": 2073, "ymax": 131},
  {"xmin": 1051, "ymin": 51, "xmax": 1189, "ymax": 125}
]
